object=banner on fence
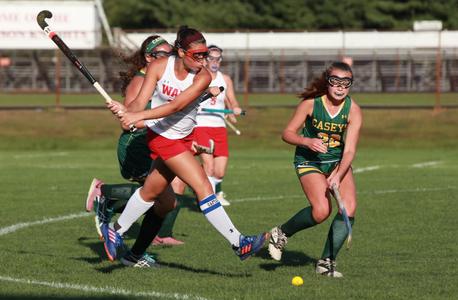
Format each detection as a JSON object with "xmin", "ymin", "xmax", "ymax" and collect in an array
[{"xmin": 0, "ymin": 0, "xmax": 101, "ymax": 49}]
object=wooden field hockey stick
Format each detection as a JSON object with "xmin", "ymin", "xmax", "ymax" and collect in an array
[
  {"xmin": 224, "ymin": 118, "xmax": 241, "ymax": 135},
  {"xmin": 331, "ymin": 184, "xmax": 353, "ymax": 249},
  {"xmin": 37, "ymin": 10, "xmax": 113, "ymax": 104},
  {"xmin": 202, "ymin": 108, "xmax": 246, "ymax": 115}
]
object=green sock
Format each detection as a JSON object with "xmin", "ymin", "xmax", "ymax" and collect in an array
[
  {"xmin": 280, "ymin": 206, "xmax": 318, "ymax": 237},
  {"xmin": 101, "ymin": 183, "xmax": 140, "ymax": 213},
  {"xmin": 215, "ymin": 182, "xmax": 222, "ymax": 194},
  {"xmin": 156, "ymin": 194, "xmax": 184, "ymax": 238},
  {"xmin": 321, "ymin": 214, "xmax": 355, "ymax": 260}
]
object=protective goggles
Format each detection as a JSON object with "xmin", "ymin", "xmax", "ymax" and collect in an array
[
  {"xmin": 184, "ymin": 47, "xmax": 209, "ymax": 61},
  {"xmin": 206, "ymin": 55, "xmax": 223, "ymax": 63},
  {"xmin": 327, "ymin": 75, "xmax": 353, "ymax": 88},
  {"xmin": 149, "ymin": 51, "xmax": 172, "ymax": 59}
]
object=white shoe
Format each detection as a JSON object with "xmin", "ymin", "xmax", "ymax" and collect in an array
[
  {"xmin": 315, "ymin": 258, "xmax": 343, "ymax": 278},
  {"xmin": 216, "ymin": 191, "xmax": 230, "ymax": 206},
  {"xmin": 268, "ymin": 226, "xmax": 287, "ymax": 261}
]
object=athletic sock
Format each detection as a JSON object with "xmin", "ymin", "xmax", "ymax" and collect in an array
[
  {"xmin": 280, "ymin": 206, "xmax": 318, "ymax": 237},
  {"xmin": 101, "ymin": 183, "xmax": 140, "ymax": 213},
  {"xmin": 130, "ymin": 207, "xmax": 164, "ymax": 256},
  {"xmin": 156, "ymin": 194, "xmax": 184, "ymax": 238},
  {"xmin": 198, "ymin": 194, "xmax": 241, "ymax": 247},
  {"xmin": 215, "ymin": 180, "xmax": 222, "ymax": 194},
  {"xmin": 207, "ymin": 176, "xmax": 216, "ymax": 193},
  {"xmin": 115, "ymin": 188, "xmax": 154, "ymax": 235},
  {"xmin": 321, "ymin": 214, "xmax": 355, "ymax": 260}
]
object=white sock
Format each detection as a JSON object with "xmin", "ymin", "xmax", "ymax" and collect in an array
[
  {"xmin": 115, "ymin": 188, "xmax": 154, "ymax": 235},
  {"xmin": 199, "ymin": 194, "xmax": 241, "ymax": 247},
  {"xmin": 207, "ymin": 176, "xmax": 216, "ymax": 193}
]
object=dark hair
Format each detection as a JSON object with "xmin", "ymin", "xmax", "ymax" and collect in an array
[
  {"xmin": 208, "ymin": 45, "xmax": 223, "ymax": 54},
  {"xmin": 174, "ymin": 25, "xmax": 206, "ymax": 50},
  {"xmin": 119, "ymin": 35, "xmax": 162, "ymax": 96},
  {"xmin": 298, "ymin": 61, "xmax": 353, "ymax": 100}
]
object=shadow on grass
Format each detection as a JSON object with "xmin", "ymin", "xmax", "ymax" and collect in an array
[
  {"xmin": 2, "ymin": 296, "xmax": 132, "ymax": 300},
  {"xmin": 75, "ymin": 236, "xmax": 130, "ymax": 273},
  {"xmin": 256, "ymin": 248, "xmax": 316, "ymax": 271},
  {"xmin": 160, "ymin": 261, "xmax": 251, "ymax": 278}
]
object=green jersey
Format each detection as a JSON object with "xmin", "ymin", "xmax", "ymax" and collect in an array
[
  {"xmin": 294, "ymin": 95, "xmax": 352, "ymax": 165},
  {"xmin": 117, "ymin": 69, "xmax": 152, "ymax": 182}
]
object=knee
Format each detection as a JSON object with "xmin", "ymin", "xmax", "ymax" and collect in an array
[
  {"xmin": 140, "ymin": 189, "xmax": 160, "ymax": 202},
  {"xmin": 312, "ymin": 203, "xmax": 332, "ymax": 224},
  {"xmin": 213, "ymin": 170, "xmax": 224, "ymax": 179}
]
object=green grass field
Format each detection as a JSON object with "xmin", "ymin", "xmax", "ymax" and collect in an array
[
  {"xmin": 1, "ymin": 92, "xmax": 457, "ymax": 107},
  {"xmin": 0, "ymin": 94, "xmax": 457, "ymax": 299}
]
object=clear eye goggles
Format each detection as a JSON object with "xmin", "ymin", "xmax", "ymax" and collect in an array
[
  {"xmin": 149, "ymin": 51, "xmax": 172, "ymax": 59},
  {"xmin": 327, "ymin": 75, "xmax": 353, "ymax": 88},
  {"xmin": 206, "ymin": 55, "xmax": 223, "ymax": 63}
]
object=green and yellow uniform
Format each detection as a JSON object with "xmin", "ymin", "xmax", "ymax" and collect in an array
[
  {"xmin": 117, "ymin": 68, "xmax": 152, "ymax": 182},
  {"xmin": 294, "ymin": 95, "xmax": 352, "ymax": 177}
]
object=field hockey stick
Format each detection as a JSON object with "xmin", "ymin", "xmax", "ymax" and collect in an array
[
  {"xmin": 37, "ymin": 10, "xmax": 113, "ymax": 104},
  {"xmin": 202, "ymin": 108, "xmax": 246, "ymax": 115},
  {"xmin": 198, "ymin": 87, "xmax": 224, "ymax": 103},
  {"xmin": 224, "ymin": 118, "xmax": 241, "ymax": 135},
  {"xmin": 331, "ymin": 184, "xmax": 353, "ymax": 249}
]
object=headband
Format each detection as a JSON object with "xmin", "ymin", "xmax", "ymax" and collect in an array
[{"xmin": 145, "ymin": 37, "xmax": 167, "ymax": 53}]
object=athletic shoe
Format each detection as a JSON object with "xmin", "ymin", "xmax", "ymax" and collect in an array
[
  {"xmin": 120, "ymin": 251, "xmax": 160, "ymax": 268},
  {"xmin": 85, "ymin": 178, "xmax": 104, "ymax": 212},
  {"xmin": 234, "ymin": 233, "xmax": 269, "ymax": 261},
  {"xmin": 94, "ymin": 196, "xmax": 114, "ymax": 239},
  {"xmin": 152, "ymin": 236, "xmax": 184, "ymax": 246},
  {"xmin": 193, "ymin": 139, "xmax": 215, "ymax": 154},
  {"xmin": 101, "ymin": 223, "xmax": 124, "ymax": 261},
  {"xmin": 216, "ymin": 191, "xmax": 230, "ymax": 206},
  {"xmin": 315, "ymin": 258, "xmax": 343, "ymax": 278},
  {"xmin": 268, "ymin": 226, "xmax": 288, "ymax": 261},
  {"xmin": 94, "ymin": 215, "xmax": 103, "ymax": 240}
]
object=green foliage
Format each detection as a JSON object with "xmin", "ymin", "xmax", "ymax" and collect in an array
[{"xmin": 103, "ymin": 0, "xmax": 458, "ymax": 30}]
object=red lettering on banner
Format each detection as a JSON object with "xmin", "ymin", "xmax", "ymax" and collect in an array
[{"xmin": 0, "ymin": 13, "xmax": 19, "ymax": 22}]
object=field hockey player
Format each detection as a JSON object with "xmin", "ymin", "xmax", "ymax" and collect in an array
[{"xmin": 268, "ymin": 61, "xmax": 362, "ymax": 277}]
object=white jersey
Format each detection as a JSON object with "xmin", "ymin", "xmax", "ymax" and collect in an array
[
  {"xmin": 144, "ymin": 56, "xmax": 198, "ymax": 139},
  {"xmin": 196, "ymin": 71, "xmax": 227, "ymax": 128}
]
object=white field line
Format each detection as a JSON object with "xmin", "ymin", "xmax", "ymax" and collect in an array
[
  {"xmin": 230, "ymin": 186, "xmax": 457, "ymax": 203},
  {"xmin": 0, "ymin": 212, "xmax": 91, "ymax": 236},
  {"xmin": 411, "ymin": 161, "xmax": 441, "ymax": 168},
  {"xmin": 12, "ymin": 152, "xmax": 69, "ymax": 159},
  {"xmin": 353, "ymin": 165, "xmax": 381, "ymax": 173},
  {"xmin": 0, "ymin": 276, "xmax": 210, "ymax": 300}
]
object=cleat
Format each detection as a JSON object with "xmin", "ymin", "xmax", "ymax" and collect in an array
[
  {"xmin": 315, "ymin": 258, "xmax": 343, "ymax": 278},
  {"xmin": 94, "ymin": 215, "xmax": 103, "ymax": 240},
  {"xmin": 234, "ymin": 233, "xmax": 269, "ymax": 261},
  {"xmin": 268, "ymin": 226, "xmax": 288, "ymax": 261},
  {"xmin": 193, "ymin": 139, "xmax": 215, "ymax": 154},
  {"xmin": 85, "ymin": 178, "xmax": 104, "ymax": 212},
  {"xmin": 95, "ymin": 195, "xmax": 114, "ymax": 239},
  {"xmin": 152, "ymin": 236, "xmax": 184, "ymax": 246},
  {"xmin": 101, "ymin": 223, "xmax": 124, "ymax": 261},
  {"xmin": 120, "ymin": 251, "xmax": 161, "ymax": 268},
  {"xmin": 216, "ymin": 191, "xmax": 230, "ymax": 206}
]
